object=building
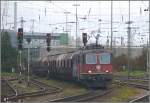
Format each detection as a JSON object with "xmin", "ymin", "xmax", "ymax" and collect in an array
[{"xmin": 3, "ymin": 29, "xmax": 69, "ymax": 61}]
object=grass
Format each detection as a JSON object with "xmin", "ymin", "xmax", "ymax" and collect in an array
[
  {"xmin": 114, "ymin": 70, "xmax": 146, "ymax": 77},
  {"xmin": 1, "ymin": 81, "xmax": 15, "ymax": 96},
  {"xmin": 1, "ymin": 73, "xmax": 88, "ymax": 97},
  {"xmin": 1, "ymin": 72, "xmax": 18, "ymax": 78},
  {"xmin": 36, "ymin": 77, "xmax": 88, "ymax": 97},
  {"xmin": 111, "ymin": 86, "xmax": 139, "ymax": 102},
  {"xmin": 1, "ymin": 72, "xmax": 88, "ymax": 99},
  {"xmin": 10, "ymin": 80, "xmax": 39, "ymax": 93},
  {"xmin": 22, "ymin": 76, "xmax": 89, "ymax": 102}
]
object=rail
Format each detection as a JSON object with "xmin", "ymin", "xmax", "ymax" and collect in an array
[
  {"xmin": 4, "ymin": 78, "xmax": 62, "ymax": 101},
  {"xmin": 129, "ymin": 93, "xmax": 149, "ymax": 103},
  {"xmin": 114, "ymin": 77, "xmax": 149, "ymax": 103},
  {"xmin": 1, "ymin": 79, "xmax": 17, "ymax": 102},
  {"xmin": 114, "ymin": 80, "xmax": 149, "ymax": 90},
  {"xmin": 50, "ymin": 89, "xmax": 112, "ymax": 102}
]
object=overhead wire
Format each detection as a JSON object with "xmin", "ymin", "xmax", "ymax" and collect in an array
[{"xmin": 3, "ymin": 1, "xmax": 149, "ymax": 46}]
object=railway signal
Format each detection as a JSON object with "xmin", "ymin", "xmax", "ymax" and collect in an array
[
  {"xmin": 46, "ymin": 33, "xmax": 51, "ymax": 52},
  {"xmin": 17, "ymin": 28, "xmax": 24, "ymax": 83},
  {"xmin": 82, "ymin": 33, "xmax": 87, "ymax": 46},
  {"xmin": 17, "ymin": 28, "xmax": 23, "ymax": 50}
]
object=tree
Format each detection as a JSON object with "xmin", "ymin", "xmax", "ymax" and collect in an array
[
  {"xmin": 113, "ymin": 54, "xmax": 128, "ymax": 71},
  {"xmin": 1, "ymin": 31, "xmax": 18, "ymax": 72},
  {"xmin": 113, "ymin": 48, "xmax": 147, "ymax": 71},
  {"xmin": 132, "ymin": 48, "xmax": 147, "ymax": 71}
]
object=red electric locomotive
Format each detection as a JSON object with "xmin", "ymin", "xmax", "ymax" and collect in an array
[
  {"xmin": 33, "ymin": 44, "xmax": 113, "ymax": 88},
  {"xmin": 75, "ymin": 45, "xmax": 113, "ymax": 88}
]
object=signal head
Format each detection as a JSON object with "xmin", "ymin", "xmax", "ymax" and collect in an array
[{"xmin": 82, "ymin": 33, "xmax": 87, "ymax": 46}]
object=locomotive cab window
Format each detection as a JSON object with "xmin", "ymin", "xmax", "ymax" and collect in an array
[
  {"xmin": 86, "ymin": 53, "xmax": 97, "ymax": 64},
  {"xmin": 99, "ymin": 53, "xmax": 110, "ymax": 64}
]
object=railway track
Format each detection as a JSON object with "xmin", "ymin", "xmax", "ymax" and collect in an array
[
  {"xmin": 1, "ymin": 79, "xmax": 17, "ymax": 102},
  {"xmin": 3, "ymin": 78, "xmax": 62, "ymax": 102},
  {"xmin": 129, "ymin": 93, "xmax": 149, "ymax": 103},
  {"xmin": 114, "ymin": 78, "xmax": 149, "ymax": 90},
  {"xmin": 127, "ymin": 82, "xmax": 149, "ymax": 90},
  {"xmin": 50, "ymin": 89, "xmax": 112, "ymax": 102},
  {"xmin": 114, "ymin": 76, "xmax": 149, "ymax": 103},
  {"xmin": 114, "ymin": 75, "xmax": 149, "ymax": 81},
  {"xmin": 114, "ymin": 75, "xmax": 149, "ymax": 88},
  {"xmin": 30, "ymin": 78, "xmax": 62, "ymax": 94}
]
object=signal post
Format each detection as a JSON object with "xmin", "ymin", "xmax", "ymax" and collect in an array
[
  {"xmin": 17, "ymin": 28, "xmax": 23, "ymax": 83},
  {"xmin": 26, "ymin": 37, "xmax": 31, "ymax": 86},
  {"xmin": 46, "ymin": 33, "xmax": 51, "ymax": 79}
]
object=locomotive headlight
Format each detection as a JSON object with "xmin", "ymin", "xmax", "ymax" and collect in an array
[
  {"xmin": 105, "ymin": 70, "xmax": 109, "ymax": 73},
  {"xmin": 88, "ymin": 70, "xmax": 92, "ymax": 73}
]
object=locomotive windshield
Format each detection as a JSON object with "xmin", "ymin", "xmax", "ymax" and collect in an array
[
  {"xmin": 99, "ymin": 53, "xmax": 110, "ymax": 64},
  {"xmin": 86, "ymin": 53, "xmax": 97, "ymax": 64}
]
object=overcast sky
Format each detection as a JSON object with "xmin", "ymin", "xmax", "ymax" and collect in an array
[{"xmin": 1, "ymin": 1, "xmax": 149, "ymax": 46}]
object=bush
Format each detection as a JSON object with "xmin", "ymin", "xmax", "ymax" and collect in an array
[{"xmin": 1, "ymin": 31, "xmax": 18, "ymax": 72}]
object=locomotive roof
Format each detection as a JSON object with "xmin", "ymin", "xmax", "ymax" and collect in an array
[
  {"xmin": 41, "ymin": 44, "xmax": 112, "ymax": 62},
  {"xmin": 45, "ymin": 48, "xmax": 111, "ymax": 61}
]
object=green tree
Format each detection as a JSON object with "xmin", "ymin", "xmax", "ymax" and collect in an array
[{"xmin": 1, "ymin": 31, "xmax": 18, "ymax": 72}]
